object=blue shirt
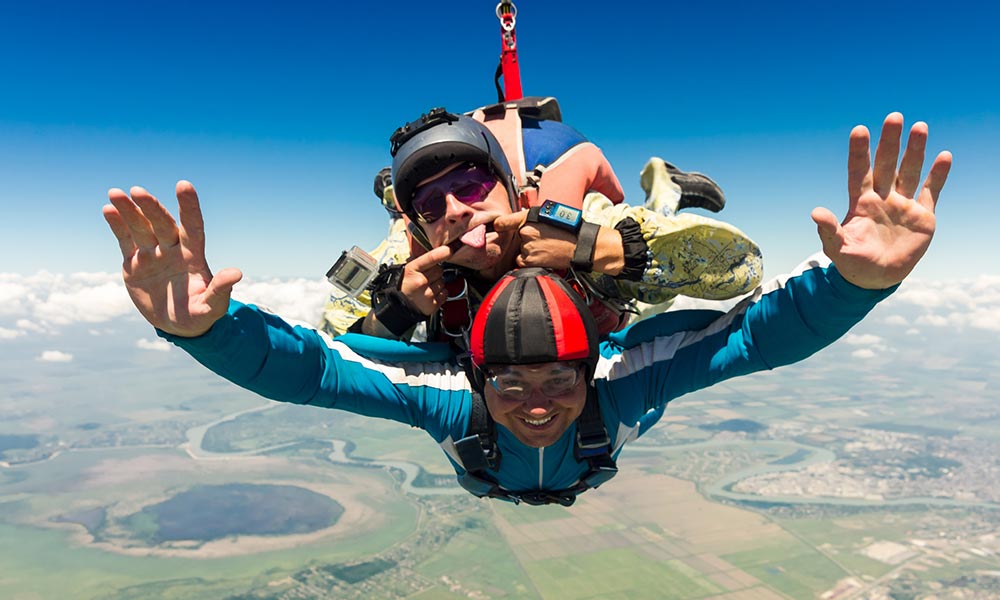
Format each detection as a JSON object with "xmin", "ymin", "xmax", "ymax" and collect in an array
[{"xmin": 161, "ymin": 254, "xmax": 894, "ymax": 497}]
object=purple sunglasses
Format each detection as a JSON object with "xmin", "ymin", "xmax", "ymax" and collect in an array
[{"xmin": 410, "ymin": 164, "xmax": 499, "ymax": 223}]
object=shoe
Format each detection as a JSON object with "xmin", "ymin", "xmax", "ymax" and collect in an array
[{"xmin": 640, "ymin": 158, "xmax": 726, "ymax": 215}]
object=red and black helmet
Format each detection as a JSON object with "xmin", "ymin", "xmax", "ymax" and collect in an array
[{"xmin": 470, "ymin": 268, "xmax": 600, "ymax": 377}]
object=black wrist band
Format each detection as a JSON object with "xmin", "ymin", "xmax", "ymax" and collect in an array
[
  {"xmin": 368, "ymin": 264, "xmax": 427, "ymax": 338},
  {"xmin": 372, "ymin": 289, "xmax": 426, "ymax": 337},
  {"xmin": 613, "ymin": 217, "xmax": 648, "ymax": 281},
  {"xmin": 571, "ymin": 222, "xmax": 601, "ymax": 273}
]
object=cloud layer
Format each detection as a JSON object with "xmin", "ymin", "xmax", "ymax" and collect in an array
[
  {"xmin": 884, "ymin": 276, "xmax": 1000, "ymax": 333},
  {"xmin": 1, "ymin": 272, "xmax": 997, "ymax": 346},
  {"xmin": 0, "ymin": 272, "xmax": 330, "ymax": 340}
]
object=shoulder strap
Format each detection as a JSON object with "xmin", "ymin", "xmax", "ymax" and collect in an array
[
  {"xmin": 454, "ymin": 368, "xmax": 617, "ymax": 506},
  {"xmin": 574, "ymin": 384, "xmax": 611, "ymax": 460},
  {"xmin": 571, "ymin": 385, "xmax": 619, "ymax": 491},
  {"xmin": 454, "ymin": 359, "xmax": 501, "ymax": 472}
]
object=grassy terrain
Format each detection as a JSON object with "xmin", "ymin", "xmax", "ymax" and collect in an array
[
  {"xmin": 4, "ymin": 319, "xmax": 1000, "ymax": 599},
  {"xmin": 527, "ymin": 549, "xmax": 726, "ymax": 599}
]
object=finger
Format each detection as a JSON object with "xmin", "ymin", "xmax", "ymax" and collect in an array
[
  {"xmin": 108, "ymin": 187, "xmax": 158, "ymax": 250},
  {"xmin": 895, "ymin": 121, "xmax": 928, "ymax": 199},
  {"xmin": 102, "ymin": 203, "xmax": 138, "ymax": 260},
  {"xmin": 176, "ymin": 181, "xmax": 206, "ymax": 257},
  {"xmin": 410, "ymin": 244, "xmax": 453, "ymax": 271},
  {"xmin": 916, "ymin": 151, "xmax": 952, "ymax": 213},
  {"xmin": 516, "ymin": 254, "xmax": 526, "ymax": 268},
  {"xmin": 492, "ymin": 209, "xmax": 529, "ymax": 233},
  {"xmin": 810, "ymin": 206, "xmax": 844, "ymax": 252},
  {"xmin": 847, "ymin": 125, "xmax": 872, "ymax": 206},
  {"xmin": 873, "ymin": 112, "xmax": 904, "ymax": 197},
  {"xmin": 132, "ymin": 185, "xmax": 181, "ymax": 249},
  {"xmin": 203, "ymin": 267, "xmax": 243, "ymax": 314}
]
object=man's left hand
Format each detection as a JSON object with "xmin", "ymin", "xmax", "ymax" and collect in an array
[
  {"xmin": 493, "ymin": 210, "xmax": 577, "ymax": 269},
  {"xmin": 812, "ymin": 112, "xmax": 952, "ymax": 289}
]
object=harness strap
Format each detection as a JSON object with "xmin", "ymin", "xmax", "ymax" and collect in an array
[
  {"xmin": 454, "ymin": 357, "xmax": 500, "ymax": 472},
  {"xmin": 455, "ymin": 382, "xmax": 618, "ymax": 506},
  {"xmin": 495, "ymin": 1, "xmax": 523, "ymax": 102},
  {"xmin": 438, "ymin": 272, "xmax": 472, "ymax": 341}
]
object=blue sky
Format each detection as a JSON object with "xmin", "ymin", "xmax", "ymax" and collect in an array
[{"xmin": 1, "ymin": 0, "xmax": 997, "ymax": 281}]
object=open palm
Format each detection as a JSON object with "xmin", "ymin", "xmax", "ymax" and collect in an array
[
  {"xmin": 103, "ymin": 181, "xmax": 242, "ymax": 337},
  {"xmin": 811, "ymin": 113, "xmax": 952, "ymax": 289}
]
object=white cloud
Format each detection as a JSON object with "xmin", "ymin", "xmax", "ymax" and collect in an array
[
  {"xmin": 934, "ymin": 309, "xmax": 1000, "ymax": 332},
  {"xmin": 842, "ymin": 333, "xmax": 883, "ymax": 346},
  {"xmin": 840, "ymin": 333, "xmax": 889, "ymax": 357},
  {"xmin": 0, "ymin": 280, "xmax": 31, "ymax": 316},
  {"xmin": 136, "ymin": 338, "xmax": 171, "ymax": 352},
  {"xmin": 892, "ymin": 284, "xmax": 966, "ymax": 309},
  {"xmin": 905, "ymin": 328, "xmax": 920, "ymax": 335},
  {"xmin": 15, "ymin": 319, "xmax": 49, "ymax": 334},
  {"xmin": 233, "ymin": 278, "xmax": 330, "ymax": 325},
  {"xmin": 33, "ymin": 281, "xmax": 134, "ymax": 325},
  {"xmin": 37, "ymin": 350, "xmax": 73, "ymax": 362},
  {"xmin": 917, "ymin": 314, "xmax": 951, "ymax": 327},
  {"xmin": 0, "ymin": 272, "xmax": 133, "ymax": 333},
  {"xmin": 0, "ymin": 272, "xmax": 333, "ymax": 335},
  {"xmin": 886, "ymin": 277, "xmax": 1000, "ymax": 333},
  {"xmin": 2, "ymin": 269, "xmax": 989, "ymax": 341},
  {"xmin": 0, "ymin": 327, "xmax": 24, "ymax": 340}
]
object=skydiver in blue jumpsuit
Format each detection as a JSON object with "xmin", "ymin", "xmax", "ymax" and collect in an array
[{"xmin": 102, "ymin": 113, "xmax": 951, "ymax": 505}]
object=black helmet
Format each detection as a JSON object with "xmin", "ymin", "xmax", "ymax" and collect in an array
[
  {"xmin": 470, "ymin": 268, "xmax": 600, "ymax": 378},
  {"xmin": 389, "ymin": 108, "xmax": 518, "ymax": 221}
]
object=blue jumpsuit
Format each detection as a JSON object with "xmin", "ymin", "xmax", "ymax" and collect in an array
[{"xmin": 161, "ymin": 254, "xmax": 894, "ymax": 498}]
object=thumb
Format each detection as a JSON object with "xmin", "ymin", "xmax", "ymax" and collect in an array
[
  {"xmin": 811, "ymin": 207, "xmax": 843, "ymax": 250},
  {"xmin": 204, "ymin": 267, "xmax": 243, "ymax": 313},
  {"xmin": 492, "ymin": 209, "xmax": 528, "ymax": 233}
]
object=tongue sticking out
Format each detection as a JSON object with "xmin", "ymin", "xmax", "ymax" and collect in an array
[{"xmin": 459, "ymin": 224, "xmax": 487, "ymax": 249}]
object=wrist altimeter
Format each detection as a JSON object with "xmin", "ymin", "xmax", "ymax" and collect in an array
[{"xmin": 526, "ymin": 200, "xmax": 599, "ymax": 273}]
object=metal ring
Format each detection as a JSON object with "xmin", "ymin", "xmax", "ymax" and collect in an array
[
  {"xmin": 446, "ymin": 278, "xmax": 469, "ymax": 301},
  {"xmin": 495, "ymin": 1, "xmax": 517, "ymax": 20}
]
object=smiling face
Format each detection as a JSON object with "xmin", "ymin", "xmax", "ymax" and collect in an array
[
  {"xmin": 482, "ymin": 362, "xmax": 587, "ymax": 448},
  {"xmin": 412, "ymin": 163, "xmax": 519, "ymax": 274}
]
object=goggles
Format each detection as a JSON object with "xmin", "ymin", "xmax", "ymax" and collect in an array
[
  {"xmin": 411, "ymin": 163, "xmax": 498, "ymax": 224},
  {"xmin": 485, "ymin": 363, "xmax": 583, "ymax": 401}
]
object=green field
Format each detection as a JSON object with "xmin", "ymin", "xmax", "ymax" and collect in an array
[{"xmin": 4, "ymin": 325, "xmax": 1000, "ymax": 599}]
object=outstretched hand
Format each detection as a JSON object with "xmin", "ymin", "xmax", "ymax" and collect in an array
[
  {"xmin": 103, "ymin": 181, "xmax": 242, "ymax": 337},
  {"xmin": 812, "ymin": 112, "xmax": 952, "ymax": 289}
]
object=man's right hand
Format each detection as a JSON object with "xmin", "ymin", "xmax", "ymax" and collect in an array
[
  {"xmin": 399, "ymin": 244, "xmax": 454, "ymax": 316},
  {"xmin": 103, "ymin": 181, "xmax": 242, "ymax": 338}
]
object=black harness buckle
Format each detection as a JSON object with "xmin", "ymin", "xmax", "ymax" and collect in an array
[{"xmin": 576, "ymin": 429, "xmax": 611, "ymax": 451}]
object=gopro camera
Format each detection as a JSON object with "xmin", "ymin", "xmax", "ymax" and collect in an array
[{"xmin": 326, "ymin": 246, "xmax": 380, "ymax": 297}]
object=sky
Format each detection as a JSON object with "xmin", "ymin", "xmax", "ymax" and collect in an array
[
  {"xmin": 0, "ymin": 0, "xmax": 997, "ymax": 285},
  {"xmin": 1, "ymin": 8, "xmax": 1000, "ymax": 587}
]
